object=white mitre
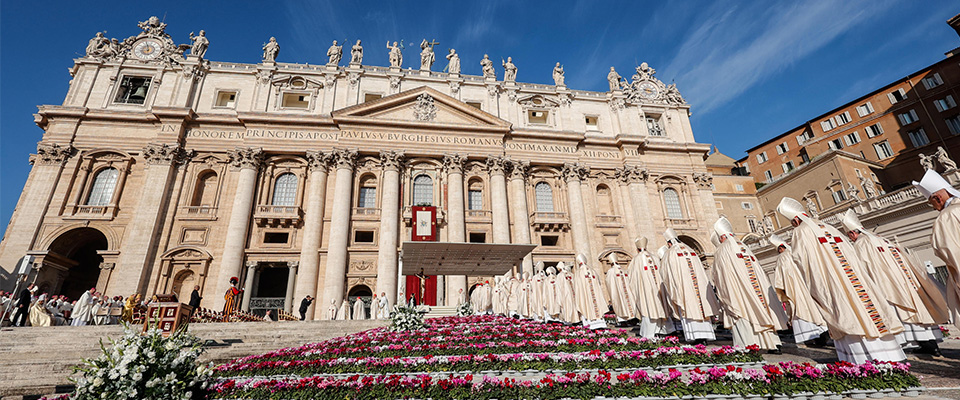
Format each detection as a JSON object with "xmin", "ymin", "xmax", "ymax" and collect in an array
[
  {"xmin": 709, "ymin": 231, "xmax": 720, "ymax": 248},
  {"xmin": 576, "ymin": 253, "xmax": 589, "ymax": 268},
  {"xmin": 912, "ymin": 169, "xmax": 960, "ymax": 199},
  {"xmin": 840, "ymin": 209, "xmax": 865, "ymax": 234},
  {"xmin": 607, "ymin": 252, "xmax": 619, "ymax": 266},
  {"xmin": 663, "ymin": 228, "xmax": 679, "ymax": 244},
  {"xmin": 769, "ymin": 233, "xmax": 790, "ymax": 251},
  {"xmin": 713, "ymin": 216, "xmax": 734, "ymax": 239},
  {"xmin": 635, "ymin": 237, "xmax": 648, "ymax": 251},
  {"xmin": 535, "ymin": 261, "xmax": 545, "ymax": 273},
  {"xmin": 557, "ymin": 261, "xmax": 567, "ymax": 272},
  {"xmin": 777, "ymin": 197, "xmax": 806, "ymax": 221},
  {"xmin": 656, "ymin": 245, "xmax": 668, "ymax": 260}
]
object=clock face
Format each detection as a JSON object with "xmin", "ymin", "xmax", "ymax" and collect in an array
[
  {"xmin": 638, "ymin": 81, "xmax": 659, "ymax": 99},
  {"xmin": 133, "ymin": 39, "xmax": 162, "ymax": 61}
]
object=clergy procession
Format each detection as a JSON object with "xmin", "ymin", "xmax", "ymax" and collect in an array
[{"xmin": 463, "ymin": 168, "xmax": 960, "ymax": 366}]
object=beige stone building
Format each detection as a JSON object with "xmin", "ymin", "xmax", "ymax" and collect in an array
[
  {"xmin": 704, "ymin": 150, "xmax": 762, "ymax": 241},
  {"xmin": 0, "ymin": 17, "xmax": 722, "ymax": 319}
]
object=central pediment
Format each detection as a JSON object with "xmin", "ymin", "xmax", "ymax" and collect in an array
[{"xmin": 332, "ymin": 86, "xmax": 511, "ymax": 132}]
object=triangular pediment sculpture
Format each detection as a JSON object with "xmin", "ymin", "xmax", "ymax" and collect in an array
[{"xmin": 332, "ymin": 86, "xmax": 511, "ymax": 130}]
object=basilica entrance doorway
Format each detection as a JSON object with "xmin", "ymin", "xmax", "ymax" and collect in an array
[
  {"xmin": 39, "ymin": 227, "xmax": 108, "ymax": 300},
  {"xmin": 249, "ymin": 262, "xmax": 289, "ymax": 320},
  {"xmin": 348, "ymin": 284, "xmax": 372, "ymax": 318}
]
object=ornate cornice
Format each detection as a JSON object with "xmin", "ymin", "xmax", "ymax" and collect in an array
[
  {"xmin": 227, "ymin": 147, "xmax": 264, "ymax": 170},
  {"xmin": 509, "ymin": 160, "xmax": 529, "ymax": 181},
  {"xmin": 143, "ymin": 143, "xmax": 194, "ymax": 166},
  {"xmin": 485, "ymin": 156, "xmax": 510, "ymax": 176},
  {"xmin": 379, "ymin": 150, "xmax": 405, "ymax": 171},
  {"xmin": 305, "ymin": 150, "xmax": 332, "ymax": 172},
  {"xmin": 442, "ymin": 153, "xmax": 466, "ymax": 175},
  {"xmin": 560, "ymin": 162, "xmax": 589, "ymax": 183},
  {"xmin": 332, "ymin": 148, "xmax": 358, "ymax": 170},
  {"xmin": 33, "ymin": 142, "xmax": 75, "ymax": 165}
]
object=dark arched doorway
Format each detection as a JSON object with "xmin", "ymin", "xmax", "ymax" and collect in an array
[
  {"xmin": 348, "ymin": 284, "xmax": 372, "ymax": 318},
  {"xmin": 44, "ymin": 228, "xmax": 108, "ymax": 300}
]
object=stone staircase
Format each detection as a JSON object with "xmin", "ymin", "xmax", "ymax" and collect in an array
[
  {"xmin": 0, "ymin": 319, "xmax": 388, "ymax": 399},
  {"xmin": 423, "ymin": 305, "xmax": 458, "ymax": 318}
]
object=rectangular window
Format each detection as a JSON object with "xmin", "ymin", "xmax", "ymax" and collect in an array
[
  {"xmin": 764, "ymin": 170, "xmax": 773, "ymax": 181},
  {"xmin": 922, "ymin": 73, "xmax": 944, "ymax": 89},
  {"xmin": 215, "ymin": 91, "xmax": 237, "ymax": 108},
  {"xmin": 835, "ymin": 111, "xmax": 852, "ymax": 125},
  {"xmin": 800, "ymin": 152, "xmax": 810, "ymax": 163},
  {"xmin": 264, "ymin": 232, "xmax": 289, "ymax": 244},
  {"xmin": 781, "ymin": 161, "xmax": 795, "ymax": 173},
  {"xmin": 797, "ymin": 130, "xmax": 815, "ymax": 145},
  {"xmin": 820, "ymin": 119, "xmax": 837, "ymax": 132},
  {"xmin": 354, "ymin": 230, "xmax": 375, "ymax": 243},
  {"xmin": 946, "ymin": 115, "xmax": 960, "ymax": 135},
  {"xmin": 934, "ymin": 95, "xmax": 957, "ymax": 112},
  {"xmin": 908, "ymin": 128, "xmax": 930, "ymax": 147},
  {"xmin": 888, "ymin": 88, "xmax": 907, "ymax": 104},
  {"xmin": 358, "ymin": 187, "xmax": 376, "ymax": 208},
  {"xmin": 466, "ymin": 101, "xmax": 482, "ymax": 110},
  {"xmin": 469, "ymin": 232, "xmax": 487, "ymax": 243},
  {"xmin": 528, "ymin": 109, "xmax": 549, "ymax": 124},
  {"xmin": 864, "ymin": 123, "xmax": 884, "ymax": 138},
  {"xmin": 114, "ymin": 76, "xmax": 152, "ymax": 105},
  {"xmin": 281, "ymin": 92, "xmax": 309, "ymax": 108},
  {"xmin": 874, "ymin": 141, "xmax": 894, "ymax": 159},
  {"xmin": 856, "ymin": 102, "xmax": 875, "ymax": 117},
  {"xmin": 756, "ymin": 152, "xmax": 768, "ymax": 163},
  {"xmin": 585, "ymin": 115, "xmax": 599, "ymax": 130},
  {"xmin": 364, "ymin": 93, "xmax": 382, "ymax": 102},
  {"xmin": 747, "ymin": 218, "xmax": 758, "ymax": 233},
  {"xmin": 776, "ymin": 142, "xmax": 789, "ymax": 154},
  {"xmin": 832, "ymin": 189, "xmax": 847, "ymax": 204},
  {"xmin": 897, "ymin": 109, "xmax": 919, "ymax": 126},
  {"xmin": 540, "ymin": 235, "xmax": 559, "ymax": 246},
  {"xmin": 844, "ymin": 131, "xmax": 861, "ymax": 146},
  {"xmin": 646, "ymin": 117, "xmax": 664, "ymax": 136},
  {"xmin": 735, "ymin": 184, "xmax": 744, "ymax": 192},
  {"xmin": 741, "ymin": 202, "xmax": 754, "ymax": 210},
  {"xmin": 828, "ymin": 138, "xmax": 844, "ymax": 150},
  {"xmin": 468, "ymin": 190, "xmax": 483, "ymax": 210}
]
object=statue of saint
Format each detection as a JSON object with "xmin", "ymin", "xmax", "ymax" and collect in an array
[
  {"xmin": 552, "ymin": 62, "xmax": 565, "ymax": 86},
  {"xmin": 502, "ymin": 57, "xmax": 517, "ymax": 82},
  {"xmin": 189, "ymin": 30, "xmax": 209, "ymax": 58},
  {"xmin": 262, "ymin": 37, "xmax": 280, "ymax": 62},
  {"xmin": 445, "ymin": 49, "xmax": 460, "ymax": 74},
  {"xmin": 936, "ymin": 146, "xmax": 958, "ymax": 171},
  {"xmin": 919, "ymin": 153, "xmax": 936, "ymax": 171},
  {"xmin": 419, "ymin": 39, "xmax": 438, "ymax": 71},
  {"xmin": 350, "ymin": 40, "xmax": 363, "ymax": 64},
  {"xmin": 860, "ymin": 175, "xmax": 878, "ymax": 198},
  {"xmin": 665, "ymin": 83, "xmax": 685, "ymax": 104},
  {"xmin": 846, "ymin": 182, "xmax": 860, "ymax": 201},
  {"xmin": 86, "ymin": 32, "xmax": 108, "ymax": 57},
  {"xmin": 326, "ymin": 40, "xmax": 342, "ymax": 65},
  {"xmin": 480, "ymin": 54, "xmax": 495, "ymax": 79},
  {"xmin": 633, "ymin": 62, "xmax": 656, "ymax": 81},
  {"xmin": 386, "ymin": 41, "xmax": 402, "ymax": 68},
  {"xmin": 607, "ymin": 67, "xmax": 622, "ymax": 91}
]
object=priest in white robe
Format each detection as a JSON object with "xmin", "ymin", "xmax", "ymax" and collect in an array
[
  {"xmin": 778, "ymin": 197, "xmax": 905, "ymax": 363},
  {"xmin": 71, "ymin": 288, "xmax": 96, "ymax": 326},
  {"xmin": 841, "ymin": 209, "xmax": 946, "ymax": 355},
  {"xmin": 378, "ymin": 292, "xmax": 390, "ymax": 319},
  {"xmin": 605, "ymin": 253, "xmax": 638, "ymax": 323},
  {"xmin": 507, "ymin": 273, "xmax": 522, "ymax": 317},
  {"xmin": 531, "ymin": 265, "xmax": 546, "ymax": 320},
  {"xmin": 628, "ymin": 237, "xmax": 674, "ymax": 338},
  {"xmin": 518, "ymin": 272, "xmax": 531, "ymax": 318},
  {"xmin": 914, "ymin": 169, "xmax": 960, "ymax": 331},
  {"xmin": 770, "ymin": 234, "xmax": 829, "ymax": 345},
  {"xmin": 574, "ymin": 254, "xmax": 609, "ymax": 329},
  {"xmin": 661, "ymin": 228, "xmax": 719, "ymax": 343},
  {"xmin": 336, "ymin": 299, "xmax": 350, "ymax": 320},
  {"xmin": 352, "ymin": 298, "xmax": 366, "ymax": 320},
  {"xmin": 492, "ymin": 276, "xmax": 506, "ymax": 315},
  {"xmin": 543, "ymin": 266, "xmax": 561, "ymax": 321},
  {"xmin": 711, "ymin": 217, "xmax": 783, "ymax": 352},
  {"xmin": 556, "ymin": 262, "xmax": 580, "ymax": 324},
  {"xmin": 370, "ymin": 293, "xmax": 380, "ymax": 320}
]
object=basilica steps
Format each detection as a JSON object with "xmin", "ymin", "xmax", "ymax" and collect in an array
[{"xmin": 0, "ymin": 319, "xmax": 388, "ymax": 399}]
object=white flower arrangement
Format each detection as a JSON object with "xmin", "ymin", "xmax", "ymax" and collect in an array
[
  {"xmin": 455, "ymin": 301, "xmax": 473, "ymax": 317},
  {"xmin": 70, "ymin": 323, "xmax": 212, "ymax": 400},
  {"xmin": 388, "ymin": 304, "xmax": 426, "ymax": 332}
]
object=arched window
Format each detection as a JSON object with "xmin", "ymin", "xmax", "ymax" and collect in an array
[
  {"xmin": 85, "ymin": 167, "xmax": 119, "ymax": 206},
  {"xmin": 467, "ymin": 179, "xmax": 483, "ymax": 210},
  {"xmin": 663, "ymin": 187, "xmax": 683, "ymax": 219},
  {"xmin": 271, "ymin": 173, "xmax": 298, "ymax": 206},
  {"xmin": 358, "ymin": 175, "xmax": 377, "ymax": 208},
  {"xmin": 191, "ymin": 171, "xmax": 219, "ymax": 207},
  {"xmin": 413, "ymin": 174, "xmax": 433, "ymax": 205},
  {"xmin": 535, "ymin": 182, "xmax": 554, "ymax": 212},
  {"xmin": 596, "ymin": 184, "xmax": 613, "ymax": 215}
]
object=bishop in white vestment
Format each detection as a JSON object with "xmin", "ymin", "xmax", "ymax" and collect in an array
[
  {"xmin": 556, "ymin": 262, "xmax": 581, "ymax": 324},
  {"xmin": 71, "ymin": 288, "xmax": 96, "ymax": 326},
  {"xmin": 337, "ymin": 299, "xmax": 350, "ymax": 320},
  {"xmin": 605, "ymin": 253, "xmax": 638, "ymax": 322},
  {"xmin": 914, "ymin": 169, "xmax": 960, "ymax": 331},
  {"xmin": 778, "ymin": 197, "xmax": 905, "ymax": 363},
  {"xmin": 769, "ymin": 234, "xmax": 829, "ymax": 345},
  {"xmin": 661, "ymin": 228, "xmax": 719, "ymax": 343},
  {"xmin": 531, "ymin": 265, "xmax": 546, "ymax": 320},
  {"xmin": 352, "ymin": 298, "xmax": 366, "ymax": 320},
  {"xmin": 543, "ymin": 266, "xmax": 562, "ymax": 321},
  {"xmin": 627, "ymin": 237, "xmax": 674, "ymax": 338},
  {"xmin": 574, "ymin": 254, "xmax": 609, "ymax": 329}
]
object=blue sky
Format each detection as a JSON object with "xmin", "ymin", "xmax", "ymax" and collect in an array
[{"xmin": 1, "ymin": 1, "xmax": 958, "ymax": 235}]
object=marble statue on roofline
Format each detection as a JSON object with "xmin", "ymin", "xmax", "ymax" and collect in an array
[
  {"xmin": 189, "ymin": 30, "xmax": 209, "ymax": 58},
  {"xmin": 480, "ymin": 54, "xmax": 495, "ymax": 79},
  {"xmin": 350, "ymin": 40, "xmax": 363, "ymax": 64},
  {"xmin": 445, "ymin": 49, "xmax": 460, "ymax": 74},
  {"xmin": 936, "ymin": 146, "xmax": 957, "ymax": 171},
  {"xmin": 420, "ymin": 39, "xmax": 438, "ymax": 71},
  {"xmin": 552, "ymin": 63, "xmax": 565, "ymax": 86},
  {"xmin": 387, "ymin": 41, "xmax": 403, "ymax": 68},
  {"xmin": 262, "ymin": 37, "xmax": 280, "ymax": 62},
  {"xmin": 327, "ymin": 40, "xmax": 342, "ymax": 65},
  {"xmin": 607, "ymin": 67, "xmax": 623, "ymax": 92},
  {"xmin": 502, "ymin": 57, "xmax": 517, "ymax": 82},
  {"xmin": 920, "ymin": 153, "xmax": 936, "ymax": 171}
]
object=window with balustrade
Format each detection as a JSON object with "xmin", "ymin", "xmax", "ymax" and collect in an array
[
  {"xmin": 413, "ymin": 174, "xmax": 433, "ymax": 205},
  {"xmin": 271, "ymin": 173, "xmax": 298, "ymax": 206},
  {"xmin": 357, "ymin": 175, "xmax": 377, "ymax": 208},
  {"xmin": 662, "ymin": 187, "xmax": 683, "ymax": 219},
  {"xmin": 467, "ymin": 179, "xmax": 483, "ymax": 210},
  {"xmin": 535, "ymin": 182, "xmax": 554, "ymax": 212},
  {"xmin": 190, "ymin": 170, "xmax": 219, "ymax": 207},
  {"xmin": 85, "ymin": 168, "xmax": 119, "ymax": 206}
]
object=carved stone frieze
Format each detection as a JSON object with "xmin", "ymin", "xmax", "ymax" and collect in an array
[
  {"xmin": 379, "ymin": 150, "xmax": 405, "ymax": 171},
  {"xmin": 412, "ymin": 94, "xmax": 437, "ymax": 122},
  {"xmin": 227, "ymin": 147, "xmax": 264, "ymax": 170},
  {"xmin": 34, "ymin": 142, "xmax": 75, "ymax": 165}
]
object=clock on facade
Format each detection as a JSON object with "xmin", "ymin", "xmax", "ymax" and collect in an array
[
  {"xmin": 638, "ymin": 81, "xmax": 659, "ymax": 100},
  {"xmin": 133, "ymin": 38, "xmax": 163, "ymax": 61}
]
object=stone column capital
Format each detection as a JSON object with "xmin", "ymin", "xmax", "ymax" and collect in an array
[
  {"xmin": 287, "ymin": 261, "xmax": 300, "ymax": 269},
  {"xmin": 143, "ymin": 143, "xmax": 194, "ymax": 166},
  {"xmin": 442, "ymin": 153, "xmax": 466, "ymax": 175},
  {"xmin": 306, "ymin": 150, "xmax": 333, "ymax": 172},
  {"xmin": 615, "ymin": 165, "xmax": 649, "ymax": 184},
  {"xmin": 379, "ymin": 150, "xmax": 405, "ymax": 171},
  {"xmin": 508, "ymin": 160, "xmax": 529, "ymax": 181},
  {"xmin": 244, "ymin": 260, "xmax": 259, "ymax": 269},
  {"xmin": 228, "ymin": 147, "xmax": 264, "ymax": 170},
  {"xmin": 332, "ymin": 148, "xmax": 358, "ymax": 170},
  {"xmin": 33, "ymin": 142, "xmax": 75, "ymax": 165},
  {"xmin": 560, "ymin": 162, "xmax": 589, "ymax": 183},
  {"xmin": 692, "ymin": 172, "xmax": 713, "ymax": 188},
  {"xmin": 485, "ymin": 156, "xmax": 511, "ymax": 177}
]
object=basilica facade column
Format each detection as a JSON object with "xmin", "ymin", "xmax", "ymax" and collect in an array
[
  {"xmin": 508, "ymin": 161, "xmax": 534, "ymax": 275},
  {"xmin": 241, "ymin": 261, "xmax": 257, "ymax": 310},
  {"xmin": 294, "ymin": 150, "xmax": 331, "ymax": 320},
  {"xmin": 443, "ymin": 154, "xmax": 466, "ymax": 306},
  {"xmin": 376, "ymin": 150, "xmax": 404, "ymax": 307},
  {"xmin": 285, "ymin": 261, "xmax": 298, "ymax": 312},
  {"xmin": 320, "ymin": 148, "xmax": 358, "ymax": 318},
  {"xmin": 627, "ymin": 167, "xmax": 654, "ymax": 241},
  {"xmin": 561, "ymin": 162, "xmax": 592, "ymax": 262},
  {"xmin": 214, "ymin": 147, "xmax": 263, "ymax": 310},
  {"xmin": 615, "ymin": 166, "xmax": 640, "ymax": 251},
  {"xmin": 486, "ymin": 156, "xmax": 512, "ymax": 244}
]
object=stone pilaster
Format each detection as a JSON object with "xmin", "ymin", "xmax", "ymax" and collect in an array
[
  {"xmin": 443, "ymin": 153, "xmax": 466, "ymax": 306},
  {"xmin": 376, "ymin": 150, "xmax": 404, "ymax": 307},
  {"xmin": 508, "ymin": 161, "xmax": 534, "ymax": 275},
  {"xmin": 214, "ymin": 147, "xmax": 263, "ymax": 310},
  {"xmin": 321, "ymin": 148, "xmax": 357, "ymax": 318},
  {"xmin": 241, "ymin": 261, "xmax": 257, "ymax": 310},
  {"xmin": 295, "ymin": 150, "xmax": 331, "ymax": 320},
  {"xmin": 561, "ymin": 162, "xmax": 592, "ymax": 262}
]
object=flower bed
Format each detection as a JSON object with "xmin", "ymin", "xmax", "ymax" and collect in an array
[{"xmin": 209, "ymin": 361, "xmax": 920, "ymax": 400}]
